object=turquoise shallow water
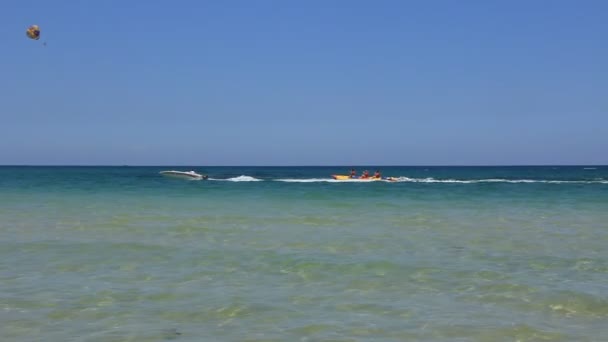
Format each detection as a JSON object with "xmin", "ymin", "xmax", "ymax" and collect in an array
[{"xmin": 1, "ymin": 166, "xmax": 607, "ymax": 341}]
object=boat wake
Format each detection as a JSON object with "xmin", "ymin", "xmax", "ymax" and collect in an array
[
  {"xmin": 274, "ymin": 177, "xmax": 608, "ymax": 184},
  {"xmin": 209, "ymin": 175, "xmax": 262, "ymax": 182},
  {"xmin": 199, "ymin": 175, "xmax": 608, "ymax": 184}
]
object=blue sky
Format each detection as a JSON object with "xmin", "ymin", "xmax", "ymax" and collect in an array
[{"xmin": 1, "ymin": 0, "xmax": 606, "ymax": 165}]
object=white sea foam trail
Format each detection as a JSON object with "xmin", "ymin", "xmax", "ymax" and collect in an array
[
  {"xmin": 397, "ymin": 177, "xmax": 608, "ymax": 184},
  {"xmin": 274, "ymin": 177, "xmax": 608, "ymax": 184},
  {"xmin": 207, "ymin": 175, "xmax": 608, "ymax": 184},
  {"xmin": 275, "ymin": 178, "xmax": 334, "ymax": 183},
  {"xmin": 209, "ymin": 175, "xmax": 262, "ymax": 182}
]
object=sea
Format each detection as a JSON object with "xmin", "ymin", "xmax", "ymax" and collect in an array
[{"xmin": 1, "ymin": 166, "xmax": 607, "ymax": 341}]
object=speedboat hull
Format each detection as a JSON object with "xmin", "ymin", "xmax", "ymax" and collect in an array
[{"xmin": 160, "ymin": 170, "xmax": 207, "ymax": 180}]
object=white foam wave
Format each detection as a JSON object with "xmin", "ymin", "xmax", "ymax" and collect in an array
[
  {"xmin": 211, "ymin": 175, "xmax": 262, "ymax": 182},
  {"xmin": 275, "ymin": 178, "xmax": 334, "ymax": 183},
  {"xmin": 275, "ymin": 177, "xmax": 608, "ymax": 184},
  {"xmin": 385, "ymin": 177, "xmax": 608, "ymax": 184}
]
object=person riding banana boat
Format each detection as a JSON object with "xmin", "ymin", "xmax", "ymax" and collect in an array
[{"xmin": 332, "ymin": 169, "xmax": 392, "ymax": 181}]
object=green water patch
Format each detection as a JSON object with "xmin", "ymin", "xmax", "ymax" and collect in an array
[
  {"xmin": 0, "ymin": 297, "xmax": 58, "ymax": 310},
  {"xmin": 276, "ymin": 258, "xmax": 408, "ymax": 283},
  {"xmin": 462, "ymin": 281, "xmax": 608, "ymax": 318},
  {"xmin": 287, "ymin": 323, "xmax": 337, "ymax": 335},
  {"xmin": 0, "ymin": 319, "xmax": 44, "ymax": 341},
  {"xmin": 424, "ymin": 323, "xmax": 570, "ymax": 341},
  {"xmin": 571, "ymin": 258, "xmax": 608, "ymax": 273},
  {"xmin": 78, "ymin": 327, "xmax": 185, "ymax": 342},
  {"xmin": 334, "ymin": 302, "xmax": 413, "ymax": 319},
  {"xmin": 460, "ymin": 282, "xmax": 539, "ymax": 308},
  {"xmin": 158, "ymin": 302, "xmax": 277, "ymax": 325},
  {"xmin": 542, "ymin": 290, "xmax": 608, "ymax": 317},
  {"xmin": 47, "ymin": 307, "xmax": 121, "ymax": 321}
]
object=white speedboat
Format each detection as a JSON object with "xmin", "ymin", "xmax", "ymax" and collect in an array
[{"xmin": 159, "ymin": 170, "xmax": 208, "ymax": 180}]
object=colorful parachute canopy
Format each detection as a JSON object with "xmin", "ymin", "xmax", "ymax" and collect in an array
[{"xmin": 26, "ymin": 25, "xmax": 40, "ymax": 40}]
